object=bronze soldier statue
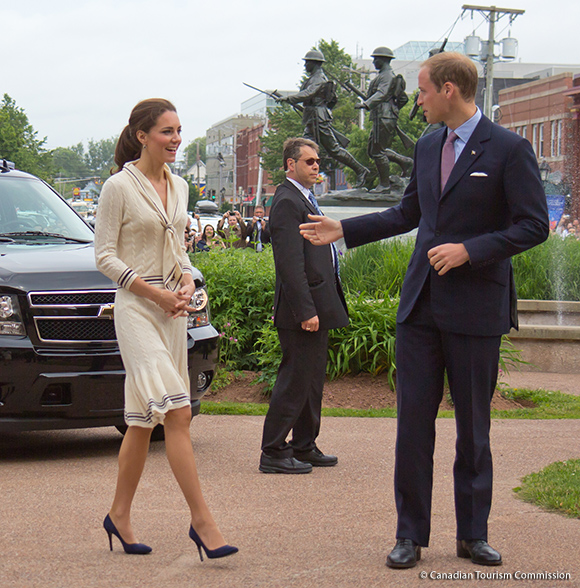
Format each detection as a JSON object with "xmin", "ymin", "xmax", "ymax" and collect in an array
[
  {"xmin": 355, "ymin": 47, "xmax": 414, "ymax": 194},
  {"xmin": 278, "ymin": 50, "xmax": 370, "ymax": 189}
]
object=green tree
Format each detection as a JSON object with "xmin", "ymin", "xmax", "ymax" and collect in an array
[
  {"xmin": 260, "ymin": 104, "xmax": 303, "ymax": 185},
  {"xmin": 52, "ymin": 145, "xmax": 90, "ymax": 179},
  {"xmin": 85, "ymin": 137, "xmax": 116, "ymax": 180},
  {"xmin": 184, "ymin": 137, "xmax": 206, "ymax": 168},
  {"xmin": 0, "ymin": 94, "xmax": 53, "ymax": 179}
]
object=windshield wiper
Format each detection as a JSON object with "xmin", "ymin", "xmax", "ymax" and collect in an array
[{"xmin": 0, "ymin": 231, "xmax": 92, "ymax": 243}]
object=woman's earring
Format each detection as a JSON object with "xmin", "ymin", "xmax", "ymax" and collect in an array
[{"xmin": 142, "ymin": 144, "xmax": 147, "ymax": 150}]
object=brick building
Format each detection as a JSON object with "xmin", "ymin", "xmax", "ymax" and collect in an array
[
  {"xmin": 235, "ymin": 123, "xmax": 275, "ymax": 213},
  {"xmin": 498, "ymin": 73, "xmax": 579, "ymax": 216}
]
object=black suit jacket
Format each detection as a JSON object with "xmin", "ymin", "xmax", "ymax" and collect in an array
[
  {"xmin": 342, "ymin": 115, "xmax": 549, "ymax": 337},
  {"xmin": 270, "ymin": 179, "xmax": 349, "ymax": 331}
]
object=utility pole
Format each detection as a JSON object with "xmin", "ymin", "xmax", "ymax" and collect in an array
[{"xmin": 462, "ymin": 5, "xmax": 525, "ymax": 119}]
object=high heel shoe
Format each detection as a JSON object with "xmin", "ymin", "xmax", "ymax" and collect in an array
[
  {"xmin": 189, "ymin": 526, "xmax": 238, "ymax": 561},
  {"xmin": 103, "ymin": 514, "xmax": 152, "ymax": 555}
]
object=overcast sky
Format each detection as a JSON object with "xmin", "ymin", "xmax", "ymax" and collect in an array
[{"xmin": 2, "ymin": 0, "xmax": 577, "ymax": 153}]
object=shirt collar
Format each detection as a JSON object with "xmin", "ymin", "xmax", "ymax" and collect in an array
[
  {"xmin": 287, "ymin": 176, "xmax": 313, "ymax": 202},
  {"xmin": 449, "ymin": 106, "xmax": 482, "ymax": 145}
]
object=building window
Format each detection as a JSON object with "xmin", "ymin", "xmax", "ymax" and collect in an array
[
  {"xmin": 539, "ymin": 124, "xmax": 544, "ymax": 157},
  {"xmin": 532, "ymin": 124, "xmax": 538, "ymax": 155},
  {"xmin": 557, "ymin": 120, "xmax": 562, "ymax": 156},
  {"xmin": 521, "ymin": 125, "xmax": 526, "ymax": 140}
]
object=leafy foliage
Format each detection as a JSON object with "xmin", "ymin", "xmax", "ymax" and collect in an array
[
  {"xmin": 184, "ymin": 137, "xmax": 206, "ymax": 168},
  {"xmin": 195, "ymin": 232, "xmax": 580, "ymax": 394},
  {"xmin": 260, "ymin": 104, "xmax": 303, "ymax": 186},
  {"xmin": 512, "ymin": 234, "xmax": 580, "ymax": 301},
  {"xmin": 0, "ymin": 94, "xmax": 53, "ymax": 180},
  {"xmin": 191, "ymin": 247, "xmax": 276, "ymax": 370}
]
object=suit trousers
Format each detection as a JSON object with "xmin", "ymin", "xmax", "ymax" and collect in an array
[
  {"xmin": 394, "ymin": 279, "xmax": 501, "ymax": 546},
  {"xmin": 261, "ymin": 327, "xmax": 328, "ymax": 458}
]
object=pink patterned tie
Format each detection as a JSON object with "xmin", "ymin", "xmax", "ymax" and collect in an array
[{"xmin": 440, "ymin": 130, "xmax": 458, "ymax": 192}]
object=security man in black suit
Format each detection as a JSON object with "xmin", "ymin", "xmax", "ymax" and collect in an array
[{"xmin": 259, "ymin": 137, "xmax": 349, "ymax": 474}]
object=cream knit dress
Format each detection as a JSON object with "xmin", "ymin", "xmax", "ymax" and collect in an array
[{"xmin": 95, "ymin": 162, "xmax": 194, "ymax": 427}]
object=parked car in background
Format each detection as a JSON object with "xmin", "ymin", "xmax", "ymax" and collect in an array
[
  {"xmin": 194, "ymin": 200, "xmax": 221, "ymax": 231},
  {"xmin": 0, "ymin": 160, "xmax": 218, "ymax": 439}
]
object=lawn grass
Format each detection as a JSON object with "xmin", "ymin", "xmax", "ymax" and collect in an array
[
  {"xmin": 200, "ymin": 387, "xmax": 580, "ymax": 419},
  {"xmin": 513, "ymin": 459, "xmax": 580, "ymax": 519}
]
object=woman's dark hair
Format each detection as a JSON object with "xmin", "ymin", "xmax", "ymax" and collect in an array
[{"xmin": 113, "ymin": 98, "xmax": 176, "ymax": 173}]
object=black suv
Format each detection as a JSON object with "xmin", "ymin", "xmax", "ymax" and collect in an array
[{"xmin": 0, "ymin": 160, "xmax": 217, "ymax": 437}]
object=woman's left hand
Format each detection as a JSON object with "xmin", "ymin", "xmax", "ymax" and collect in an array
[{"xmin": 171, "ymin": 282, "xmax": 196, "ymax": 318}]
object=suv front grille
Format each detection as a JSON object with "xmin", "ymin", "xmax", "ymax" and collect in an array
[
  {"xmin": 28, "ymin": 289, "xmax": 117, "ymax": 344},
  {"xmin": 36, "ymin": 318, "xmax": 117, "ymax": 342},
  {"xmin": 30, "ymin": 292, "xmax": 115, "ymax": 306}
]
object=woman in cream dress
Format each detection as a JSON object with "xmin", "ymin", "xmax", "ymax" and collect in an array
[{"xmin": 95, "ymin": 99, "xmax": 237, "ymax": 560}]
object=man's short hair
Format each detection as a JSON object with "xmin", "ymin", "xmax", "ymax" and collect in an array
[
  {"xmin": 283, "ymin": 137, "xmax": 319, "ymax": 171},
  {"xmin": 422, "ymin": 52, "xmax": 478, "ymax": 102}
]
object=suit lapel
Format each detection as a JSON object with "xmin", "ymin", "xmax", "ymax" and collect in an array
[
  {"xmin": 284, "ymin": 179, "xmax": 318, "ymax": 215},
  {"xmin": 440, "ymin": 116, "xmax": 492, "ymax": 200}
]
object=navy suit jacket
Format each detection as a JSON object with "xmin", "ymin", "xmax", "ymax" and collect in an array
[
  {"xmin": 342, "ymin": 115, "xmax": 549, "ymax": 337},
  {"xmin": 270, "ymin": 179, "xmax": 349, "ymax": 331}
]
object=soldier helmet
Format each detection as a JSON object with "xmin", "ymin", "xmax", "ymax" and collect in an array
[
  {"xmin": 303, "ymin": 49, "xmax": 326, "ymax": 63},
  {"xmin": 371, "ymin": 47, "xmax": 395, "ymax": 60}
]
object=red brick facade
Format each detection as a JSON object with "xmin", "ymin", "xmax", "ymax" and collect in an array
[
  {"xmin": 236, "ymin": 123, "xmax": 275, "ymax": 212},
  {"xmin": 499, "ymin": 73, "xmax": 580, "ymax": 216}
]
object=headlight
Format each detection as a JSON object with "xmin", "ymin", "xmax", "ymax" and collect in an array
[
  {"xmin": 0, "ymin": 294, "xmax": 25, "ymax": 335},
  {"xmin": 187, "ymin": 287, "xmax": 210, "ymax": 328}
]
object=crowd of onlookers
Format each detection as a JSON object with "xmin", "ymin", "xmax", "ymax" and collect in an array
[
  {"xmin": 553, "ymin": 214, "xmax": 580, "ymax": 239},
  {"xmin": 184, "ymin": 205, "xmax": 270, "ymax": 253}
]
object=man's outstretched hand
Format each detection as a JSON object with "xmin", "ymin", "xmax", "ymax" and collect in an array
[{"xmin": 299, "ymin": 214, "xmax": 344, "ymax": 245}]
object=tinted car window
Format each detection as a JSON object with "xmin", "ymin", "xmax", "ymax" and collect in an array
[{"xmin": 0, "ymin": 176, "xmax": 94, "ymax": 241}]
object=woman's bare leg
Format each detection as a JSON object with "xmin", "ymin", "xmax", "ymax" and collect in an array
[
  {"xmin": 108, "ymin": 425, "xmax": 153, "ymax": 544},
  {"xmin": 163, "ymin": 406, "xmax": 227, "ymax": 550}
]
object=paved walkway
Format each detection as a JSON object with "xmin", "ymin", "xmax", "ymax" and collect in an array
[{"xmin": 1, "ymin": 414, "xmax": 579, "ymax": 588}]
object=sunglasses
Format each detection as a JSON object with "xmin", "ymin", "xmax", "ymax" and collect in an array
[{"xmin": 294, "ymin": 157, "xmax": 321, "ymax": 166}]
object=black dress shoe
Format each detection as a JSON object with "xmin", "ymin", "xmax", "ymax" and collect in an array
[
  {"xmin": 457, "ymin": 539, "xmax": 502, "ymax": 566},
  {"xmin": 386, "ymin": 538, "xmax": 421, "ymax": 569},
  {"xmin": 259, "ymin": 454, "xmax": 312, "ymax": 474},
  {"xmin": 294, "ymin": 447, "xmax": 338, "ymax": 467}
]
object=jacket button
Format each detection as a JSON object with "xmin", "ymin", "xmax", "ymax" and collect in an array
[{"xmin": 435, "ymin": 231, "xmax": 441, "ymax": 236}]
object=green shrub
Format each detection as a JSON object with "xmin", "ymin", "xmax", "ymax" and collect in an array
[
  {"xmin": 192, "ymin": 232, "xmax": 579, "ymax": 386},
  {"xmin": 255, "ymin": 293, "xmax": 399, "ymax": 391},
  {"xmin": 340, "ymin": 238, "xmax": 414, "ymax": 297},
  {"xmin": 512, "ymin": 234, "xmax": 580, "ymax": 301},
  {"xmin": 191, "ymin": 247, "xmax": 276, "ymax": 369}
]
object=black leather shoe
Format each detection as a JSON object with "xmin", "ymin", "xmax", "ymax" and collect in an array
[
  {"xmin": 457, "ymin": 539, "xmax": 502, "ymax": 566},
  {"xmin": 294, "ymin": 447, "xmax": 338, "ymax": 467},
  {"xmin": 259, "ymin": 454, "xmax": 312, "ymax": 474},
  {"xmin": 386, "ymin": 538, "xmax": 421, "ymax": 569}
]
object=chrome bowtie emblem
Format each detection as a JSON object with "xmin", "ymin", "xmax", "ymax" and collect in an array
[{"xmin": 98, "ymin": 304, "xmax": 115, "ymax": 319}]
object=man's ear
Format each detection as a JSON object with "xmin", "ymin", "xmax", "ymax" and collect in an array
[{"xmin": 443, "ymin": 81, "xmax": 455, "ymax": 99}]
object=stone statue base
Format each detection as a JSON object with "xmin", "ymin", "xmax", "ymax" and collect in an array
[{"xmin": 317, "ymin": 175, "xmax": 408, "ymax": 207}]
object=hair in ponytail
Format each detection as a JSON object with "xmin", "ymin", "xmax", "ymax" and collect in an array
[{"xmin": 112, "ymin": 98, "xmax": 177, "ymax": 173}]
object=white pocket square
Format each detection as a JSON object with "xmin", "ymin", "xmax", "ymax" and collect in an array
[{"xmin": 470, "ymin": 172, "xmax": 488, "ymax": 177}]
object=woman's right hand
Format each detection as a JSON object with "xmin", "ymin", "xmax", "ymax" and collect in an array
[{"xmin": 156, "ymin": 288, "xmax": 188, "ymax": 318}]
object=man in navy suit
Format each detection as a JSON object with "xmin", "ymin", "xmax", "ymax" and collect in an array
[
  {"xmin": 300, "ymin": 53, "xmax": 548, "ymax": 567},
  {"xmin": 259, "ymin": 137, "xmax": 349, "ymax": 474}
]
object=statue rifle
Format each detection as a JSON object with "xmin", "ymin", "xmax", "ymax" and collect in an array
[
  {"xmin": 243, "ymin": 82, "xmax": 303, "ymax": 113},
  {"xmin": 243, "ymin": 82, "xmax": 350, "ymax": 149},
  {"xmin": 324, "ymin": 71, "xmax": 366, "ymax": 100}
]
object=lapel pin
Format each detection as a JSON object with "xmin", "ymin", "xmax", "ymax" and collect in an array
[{"xmin": 471, "ymin": 150, "xmax": 476, "ymax": 156}]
